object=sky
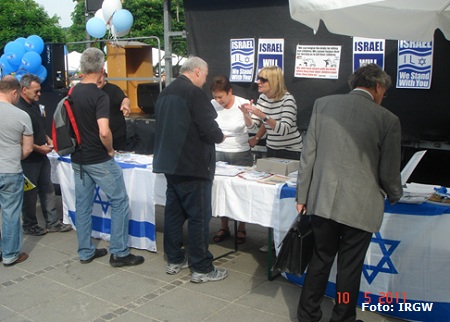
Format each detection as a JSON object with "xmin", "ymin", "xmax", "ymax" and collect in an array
[{"xmin": 35, "ymin": 0, "xmax": 77, "ymax": 28}]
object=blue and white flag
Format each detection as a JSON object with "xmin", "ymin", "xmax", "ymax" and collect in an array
[
  {"xmin": 56, "ymin": 157, "xmax": 156, "ymax": 252},
  {"xmin": 277, "ymin": 185, "xmax": 450, "ymax": 321}
]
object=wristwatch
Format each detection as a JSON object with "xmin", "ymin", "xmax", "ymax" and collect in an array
[{"xmin": 263, "ymin": 116, "xmax": 270, "ymax": 123}]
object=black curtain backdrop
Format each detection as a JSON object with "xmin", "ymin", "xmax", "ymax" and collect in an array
[{"xmin": 183, "ymin": 0, "xmax": 450, "ymax": 145}]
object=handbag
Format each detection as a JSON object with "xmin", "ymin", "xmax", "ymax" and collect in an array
[{"xmin": 272, "ymin": 213, "xmax": 314, "ymax": 276}]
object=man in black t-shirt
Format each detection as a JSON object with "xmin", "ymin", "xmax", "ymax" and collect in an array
[
  {"xmin": 17, "ymin": 74, "xmax": 72, "ymax": 235},
  {"xmin": 97, "ymin": 72, "xmax": 130, "ymax": 151},
  {"xmin": 70, "ymin": 48, "xmax": 144, "ymax": 267}
]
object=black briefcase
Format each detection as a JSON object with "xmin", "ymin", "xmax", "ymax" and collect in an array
[{"xmin": 272, "ymin": 214, "xmax": 314, "ymax": 276}]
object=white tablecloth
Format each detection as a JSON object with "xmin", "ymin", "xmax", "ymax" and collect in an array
[{"xmin": 49, "ymin": 153, "xmax": 158, "ymax": 252}]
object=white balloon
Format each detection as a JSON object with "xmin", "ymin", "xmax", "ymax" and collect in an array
[
  {"xmin": 94, "ymin": 9, "xmax": 105, "ymax": 23},
  {"xmin": 111, "ymin": 24, "xmax": 131, "ymax": 38},
  {"xmin": 102, "ymin": 0, "xmax": 122, "ymax": 23}
]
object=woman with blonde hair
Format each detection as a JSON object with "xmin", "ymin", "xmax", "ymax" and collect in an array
[{"xmin": 241, "ymin": 66, "xmax": 302, "ymax": 160}]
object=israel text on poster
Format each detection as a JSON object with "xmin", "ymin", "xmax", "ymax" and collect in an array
[
  {"xmin": 256, "ymin": 38, "xmax": 284, "ymax": 73},
  {"xmin": 230, "ymin": 38, "xmax": 255, "ymax": 82},
  {"xmin": 396, "ymin": 41, "xmax": 433, "ymax": 90},
  {"xmin": 353, "ymin": 37, "xmax": 385, "ymax": 71}
]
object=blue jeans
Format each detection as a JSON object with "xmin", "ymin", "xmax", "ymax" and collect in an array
[
  {"xmin": 0, "ymin": 173, "xmax": 24, "ymax": 264},
  {"xmin": 164, "ymin": 174, "xmax": 214, "ymax": 273},
  {"xmin": 72, "ymin": 159, "xmax": 130, "ymax": 260}
]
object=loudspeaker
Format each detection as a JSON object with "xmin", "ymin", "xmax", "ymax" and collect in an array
[
  {"xmin": 137, "ymin": 83, "xmax": 162, "ymax": 116},
  {"xmin": 86, "ymin": 0, "xmax": 104, "ymax": 12},
  {"xmin": 39, "ymin": 89, "xmax": 68, "ymax": 137},
  {"xmin": 40, "ymin": 43, "xmax": 66, "ymax": 92}
]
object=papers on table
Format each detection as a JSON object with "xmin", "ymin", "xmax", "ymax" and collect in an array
[
  {"xmin": 215, "ymin": 162, "xmax": 245, "ymax": 176},
  {"xmin": 257, "ymin": 174, "xmax": 291, "ymax": 185},
  {"xmin": 238, "ymin": 170, "xmax": 272, "ymax": 181},
  {"xmin": 399, "ymin": 182, "xmax": 435, "ymax": 204},
  {"xmin": 114, "ymin": 153, "xmax": 153, "ymax": 166}
]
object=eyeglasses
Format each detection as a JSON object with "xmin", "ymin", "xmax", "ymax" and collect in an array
[{"xmin": 257, "ymin": 76, "xmax": 268, "ymax": 83}]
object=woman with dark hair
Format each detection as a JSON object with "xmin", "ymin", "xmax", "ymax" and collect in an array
[{"xmin": 210, "ymin": 75, "xmax": 252, "ymax": 244}]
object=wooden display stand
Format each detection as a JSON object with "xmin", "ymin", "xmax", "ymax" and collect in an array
[{"xmin": 106, "ymin": 41, "xmax": 154, "ymax": 114}]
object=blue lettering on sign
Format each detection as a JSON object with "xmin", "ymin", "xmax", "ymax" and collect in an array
[
  {"xmin": 354, "ymin": 41, "xmax": 384, "ymax": 52},
  {"xmin": 259, "ymin": 43, "xmax": 283, "ymax": 52}
]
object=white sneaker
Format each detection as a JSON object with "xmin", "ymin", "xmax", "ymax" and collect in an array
[
  {"xmin": 166, "ymin": 257, "xmax": 189, "ymax": 275},
  {"xmin": 190, "ymin": 267, "xmax": 228, "ymax": 283}
]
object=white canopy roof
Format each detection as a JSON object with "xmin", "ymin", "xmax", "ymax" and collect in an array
[{"xmin": 289, "ymin": 0, "xmax": 450, "ymax": 41}]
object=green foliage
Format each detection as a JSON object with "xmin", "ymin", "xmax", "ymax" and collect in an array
[
  {"xmin": 66, "ymin": 0, "xmax": 187, "ymax": 57},
  {"xmin": 0, "ymin": 0, "xmax": 66, "ymax": 52}
]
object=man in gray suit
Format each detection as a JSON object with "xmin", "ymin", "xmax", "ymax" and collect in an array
[{"xmin": 296, "ymin": 64, "xmax": 403, "ymax": 322}]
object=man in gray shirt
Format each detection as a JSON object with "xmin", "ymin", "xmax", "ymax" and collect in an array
[{"xmin": 0, "ymin": 76, "xmax": 34, "ymax": 266}]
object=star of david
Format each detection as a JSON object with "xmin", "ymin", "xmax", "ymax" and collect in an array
[
  {"xmin": 418, "ymin": 57, "xmax": 427, "ymax": 66},
  {"xmin": 93, "ymin": 186, "xmax": 110, "ymax": 214},
  {"xmin": 362, "ymin": 232, "xmax": 400, "ymax": 284}
]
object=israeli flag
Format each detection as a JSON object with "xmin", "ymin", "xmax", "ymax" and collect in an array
[
  {"xmin": 277, "ymin": 184, "xmax": 450, "ymax": 322},
  {"xmin": 55, "ymin": 156, "xmax": 156, "ymax": 252}
]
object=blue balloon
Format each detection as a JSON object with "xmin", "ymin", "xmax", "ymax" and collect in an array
[
  {"xmin": 86, "ymin": 17, "xmax": 107, "ymax": 38},
  {"xmin": 25, "ymin": 35, "xmax": 45, "ymax": 54},
  {"xmin": 14, "ymin": 69, "xmax": 27, "ymax": 82},
  {"xmin": 36, "ymin": 65, "xmax": 48, "ymax": 82},
  {"xmin": 21, "ymin": 51, "xmax": 42, "ymax": 73},
  {"xmin": 0, "ymin": 54, "xmax": 19, "ymax": 75},
  {"xmin": 4, "ymin": 41, "xmax": 26, "ymax": 66},
  {"xmin": 15, "ymin": 37, "xmax": 27, "ymax": 46},
  {"xmin": 111, "ymin": 9, "xmax": 133, "ymax": 32}
]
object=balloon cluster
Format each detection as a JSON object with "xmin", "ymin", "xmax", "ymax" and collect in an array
[
  {"xmin": 86, "ymin": 0, "xmax": 134, "ymax": 39},
  {"xmin": 0, "ymin": 35, "xmax": 47, "ymax": 82}
]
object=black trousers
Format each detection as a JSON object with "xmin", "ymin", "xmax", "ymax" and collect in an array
[{"xmin": 297, "ymin": 215, "xmax": 372, "ymax": 322}]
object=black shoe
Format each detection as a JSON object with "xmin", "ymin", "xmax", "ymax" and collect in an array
[
  {"xmin": 80, "ymin": 248, "xmax": 108, "ymax": 264},
  {"xmin": 109, "ymin": 253, "xmax": 145, "ymax": 267},
  {"xmin": 23, "ymin": 225, "xmax": 47, "ymax": 236}
]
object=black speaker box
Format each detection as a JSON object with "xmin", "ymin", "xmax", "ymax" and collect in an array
[
  {"xmin": 137, "ymin": 83, "xmax": 162, "ymax": 116},
  {"xmin": 86, "ymin": 0, "xmax": 104, "ymax": 12},
  {"xmin": 39, "ymin": 89, "xmax": 68, "ymax": 137},
  {"xmin": 40, "ymin": 43, "xmax": 66, "ymax": 92}
]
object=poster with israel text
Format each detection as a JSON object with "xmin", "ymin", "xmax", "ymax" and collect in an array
[
  {"xmin": 230, "ymin": 38, "xmax": 255, "ymax": 82},
  {"xmin": 256, "ymin": 38, "xmax": 284, "ymax": 74},
  {"xmin": 353, "ymin": 37, "xmax": 385, "ymax": 71},
  {"xmin": 396, "ymin": 41, "xmax": 433, "ymax": 89}
]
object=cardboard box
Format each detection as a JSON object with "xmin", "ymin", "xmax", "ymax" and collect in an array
[{"xmin": 256, "ymin": 157, "xmax": 300, "ymax": 175}]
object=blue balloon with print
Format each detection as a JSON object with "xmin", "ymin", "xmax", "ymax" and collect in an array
[
  {"xmin": 36, "ymin": 65, "xmax": 47, "ymax": 82},
  {"xmin": 111, "ymin": 9, "xmax": 133, "ymax": 33},
  {"xmin": 21, "ymin": 51, "xmax": 42, "ymax": 73},
  {"xmin": 0, "ymin": 54, "xmax": 18, "ymax": 75},
  {"xmin": 24, "ymin": 35, "xmax": 45, "ymax": 55},
  {"xmin": 86, "ymin": 17, "xmax": 107, "ymax": 38},
  {"xmin": 4, "ymin": 41, "xmax": 25, "ymax": 66}
]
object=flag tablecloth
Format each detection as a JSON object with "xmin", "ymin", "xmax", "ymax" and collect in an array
[
  {"xmin": 49, "ymin": 154, "xmax": 157, "ymax": 252},
  {"xmin": 278, "ymin": 184, "xmax": 450, "ymax": 322}
]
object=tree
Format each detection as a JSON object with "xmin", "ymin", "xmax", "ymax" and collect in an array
[
  {"xmin": 66, "ymin": 0, "xmax": 187, "ymax": 57},
  {"xmin": 0, "ymin": 0, "xmax": 66, "ymax": 52}
]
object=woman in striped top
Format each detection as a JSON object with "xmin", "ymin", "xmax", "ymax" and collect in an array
[{"xmin": 240, "ymin": 66, "xmax": 302, "ymax": 160}]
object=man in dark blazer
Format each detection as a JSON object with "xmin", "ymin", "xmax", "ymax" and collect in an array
[
  {"xmin": 153, "ymin": 56, "xmax": 228, "ymax": 283},
  {"xmin": 296, "ymin": 64, "xmax": 403, "ymax": 322}
]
